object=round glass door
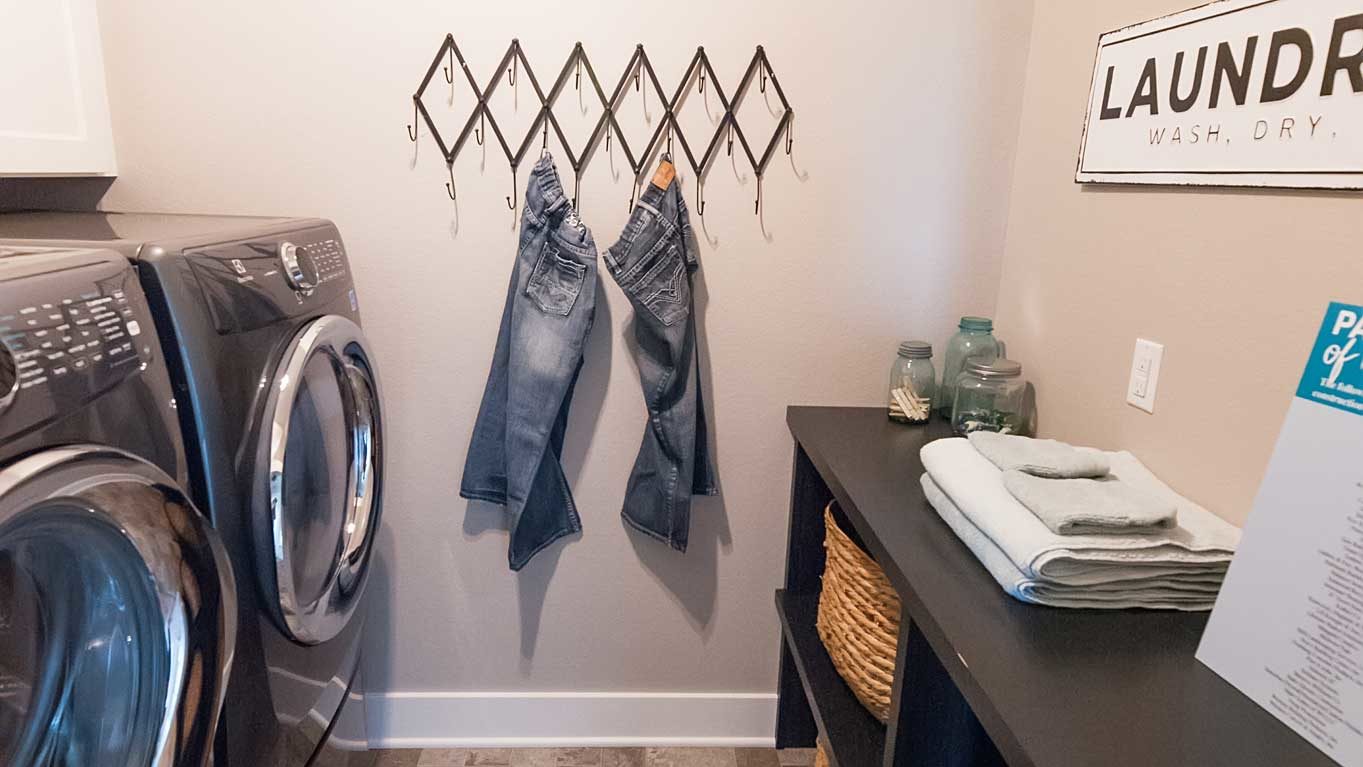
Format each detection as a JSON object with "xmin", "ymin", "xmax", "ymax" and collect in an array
[
  {"xmin": 0, "ymin": 447, "xmax": 235, "ymax": 767},
  {"xmin": 261, "ymin": 315, "xmax": 383, "ymax": 646}
]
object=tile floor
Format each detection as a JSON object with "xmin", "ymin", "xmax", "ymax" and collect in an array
[{"xmin": 373, "ymin": 748, "xmax": 816, "ymax": 767}]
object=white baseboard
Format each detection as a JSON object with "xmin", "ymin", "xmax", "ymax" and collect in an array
[{"xmin": 366, "ymin": 691, "xmax": 778, "ymax": 749}]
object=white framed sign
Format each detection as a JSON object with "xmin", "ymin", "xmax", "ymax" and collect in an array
[{"xmin": 1077, "ymin": 0, "xmax": 1363, "ymax": 189}]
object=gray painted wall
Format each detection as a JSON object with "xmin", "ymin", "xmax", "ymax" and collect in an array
[{"xmin": 94, "ymin": 0, "xmax": 1034, "ymax": 702}]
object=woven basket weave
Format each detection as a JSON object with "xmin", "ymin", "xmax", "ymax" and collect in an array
[
  {"xmin": 815, "ymin": 500, "xmax": 902, "ymax": 722},
  {"xmin": 814, "ymin": 739, "xmax": 830, "ymax": 767}
]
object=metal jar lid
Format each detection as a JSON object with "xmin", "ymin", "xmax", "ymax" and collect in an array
[
  {"xmin": 964, "ymin": 357, "xmax": 1022, "ymax": 379},
  {"xmin": 897, "ymin": 341, "xmax": 932, "ymax": 359}
]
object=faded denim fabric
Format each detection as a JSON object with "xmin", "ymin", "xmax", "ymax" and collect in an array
[
  {"xmin": 604, "ymin": 160, "xmax": 718, "ymax": 551},
  {"xmin": 461, "ymin": 154, "xmax": 598, "ymax": 570}
]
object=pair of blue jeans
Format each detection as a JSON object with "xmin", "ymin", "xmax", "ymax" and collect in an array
[
  {"xmin": 461, "ymin": 156, "xmax": 598, "ymax": 570},
  {"xmin": 462, "ymin": 155, "xmax": 715, "ymax": 570},
  {"xmin": 604, "ymin": 161, "xmax": 717, "ymax": 551}
]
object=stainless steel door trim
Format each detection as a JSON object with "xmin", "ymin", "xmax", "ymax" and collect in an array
[
  {"xmin": 0, "ymin": 445, "xmax": 237, "ymax": 767},
  {"xmin": 263, "ymin": 314, "xmax": 383, "ymax": 645}
]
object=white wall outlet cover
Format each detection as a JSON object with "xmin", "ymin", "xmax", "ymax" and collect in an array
[{"xmin": 1127, "ymin": 338, "xmax": 1164, "ymax": 414}]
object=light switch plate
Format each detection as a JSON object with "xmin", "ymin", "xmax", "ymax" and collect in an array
[{"xmin": 1127, "ymin": 338, "xmax": 1164, "ymax": 413}]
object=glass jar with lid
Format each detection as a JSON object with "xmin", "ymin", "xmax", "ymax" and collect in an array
[
  {"xmin": 951, "ymin": 358, "xmax": 1028, "ymax": 436},
  {"xmin": 938, "ymin": 316, "xmax": 1004, "ymax": 419},
  {"xmin": 888, "ymin": 341, "xmax": 935, "ymax": 424}
]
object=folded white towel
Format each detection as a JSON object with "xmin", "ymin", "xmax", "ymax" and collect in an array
[
  {"xmin": 968, "ymin": 431, "xmax": 1110, "ymax": 478},
  {"xmin": 921, "ymin": 474, "xmax": 1219, "ymax": 611},
  {"xmin": 920, "ymin": 438, "xmax": 1240, "ymax": 585}
]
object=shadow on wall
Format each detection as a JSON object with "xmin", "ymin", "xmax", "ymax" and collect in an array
[
  {"xmin": 460, "ymin": 271, "xmax": 615, "ymax": 672},
  {"xmin": 363, "ymin": 530, "xmax": 399, "ymax": 737},
  {"xmin": 624, "ymin": 261, "xmax": 733, "ymax": 638}
]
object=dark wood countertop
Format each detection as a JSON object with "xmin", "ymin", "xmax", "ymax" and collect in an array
[{"xmin": 786, "ymin": 406, "xmax": 1330, "ymax": 767}]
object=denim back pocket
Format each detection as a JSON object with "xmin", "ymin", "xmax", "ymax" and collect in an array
[
  {"xmin": 634, "ymin": 243, "xmax": 690, "ymax": 327},
  {"xmin": 526, "ymin": 244, "xmax": 586, "ymax": 316}
]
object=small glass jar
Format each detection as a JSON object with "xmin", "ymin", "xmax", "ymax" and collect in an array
[
  {"xmin": 938, "ymin": 316, "xmax": 1004, "ymax": 419},
  {"xmin": 888, "ymin": 341, "xmax": 935, "ymax": 424},
  {"xmin": 951, "ymin": 358, "xmax": 1028, "ymax": 436}
]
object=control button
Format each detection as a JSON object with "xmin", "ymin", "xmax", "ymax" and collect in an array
[
  {"xmin": 45, "ymin": 351, "xmax": 63, "ymax": 361},
  {"xmin": 51, "ymin": 366, "xmax": 68, "ymax": 377},
  {"xmin": 69, "ymin": 344, "xmax": 86, "ymax": 354},
  {"xmin": 19, "ymin": 367, "xmax": 43, "ymax": 380},
  {"xmin": 20, "ymin": 376, "xmax": 47, "ymax": 390},
  {"xmin": 71, "ymin": 358, "xmax": 90, "ymax": 372},
  {"xmin": 39, "ymin": 341, "xmax": 54, "ymax": 350},
  {"xmin": 127, "ymin": 320, "xmax": 142, "ymax": 337},
  {"xmin": 91, "ymin": 353, "xmax": 104, "ymax": 363}
]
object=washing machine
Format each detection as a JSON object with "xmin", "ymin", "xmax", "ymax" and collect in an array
[
  {"xmin": 0, "ymin": 245, "xmax": 236, "ymax": 766},
  {"xmin": 0, "ymin": 214, "xmax": 385, "ymax": 767}
]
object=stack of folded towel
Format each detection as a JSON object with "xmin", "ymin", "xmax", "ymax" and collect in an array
[{"xmin": 920, "ymin": 432, "xmax": 1240, "ymax": 611}]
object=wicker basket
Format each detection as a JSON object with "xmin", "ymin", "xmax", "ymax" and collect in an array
[
  {"xmin": 813, "ymin": 739, "xmax": 830, "ymax": 767},
  {"xmin": 815, "ymin": 500, "xmax": 902, "ymax": 722}
]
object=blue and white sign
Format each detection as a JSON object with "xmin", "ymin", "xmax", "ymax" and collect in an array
[
  {"xmin": 1297, "ymin": 302, "xmax": 1363, "ymax": 415},
  {"xmin": 1199, "ymin": 302, "xmax": 1363, "ymax": 766}
]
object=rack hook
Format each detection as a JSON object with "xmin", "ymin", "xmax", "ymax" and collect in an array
[
  {"xmin": 696, "ymin": 176, "xmax": 706, "ymax": 217},
  {"xmin": 629, "ymin": 177, "xmax": 640, "ymax": 211},
  {"xmin": 760, "ymin": 66, "xmax": 767, "ymax": 95},
  {"xmin": 507, "ymin": 166, "xmax": 518, "ymax": 210},
  {"xmin": 726, "ymin": 121, "xmax": 734, "ymax": 156},
  {"xmin": 474, "ymin": 110, "xmax": 485, "ymax": 146},
  {"xmin": 406, "ymin": 98, "xmax": 419, "ymax": 142},
  {"xmin": 509, "ymin": 57, "xmax": 517, "ymax": 87},
  {"xmin": 445, "ymin": 163, "xmax": 457, "ymax": 200},
  {"xmin": 785, "ymin": 115, "xmax": 793, "ymax": 155},
  {"xmin": 699, "ymin": 63, "xmax": 705, "ymax": 94},
  {"xmin": 753, "ymin": 175, "xmax": 762, "ymax": 216},
  {"xmin": 575, "ymin": 54, "xmax": 582, "ymax": 91},
  {"xmin": 443, "ymin": 48, "xmax": 454, "ymax": 84},
  {"xmin": 540, "ymin": 119, "xmax": 549, "ymax": 157}
]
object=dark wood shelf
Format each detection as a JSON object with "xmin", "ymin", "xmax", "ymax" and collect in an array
[
  {"xmin": 774, "ymin": 590, "xmax": 885, "ymax": 767},
  {"xmin": 775, "ymin": 406, "xmax": 1334, "ymax": 767}
]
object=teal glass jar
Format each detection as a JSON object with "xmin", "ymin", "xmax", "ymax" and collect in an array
[
  {"xmin": 951, "ymin": 358, "xmax": 1028, "ymax": 436},
  {"xmin": 888, "ymin": 341, "xmax": 935, "ymax": 424},
  {"xmin": 938, "ymin": 316, "xmax": 1003, "ymax": 419}
]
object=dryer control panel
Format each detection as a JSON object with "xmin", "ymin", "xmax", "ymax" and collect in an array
[
  {"xmin": 187, "ymin": 226, "xmax": 352, "ymax": 334},
  {"xmin": 0, "ymin": 248, "xmax": 154, "ymax": 431}
]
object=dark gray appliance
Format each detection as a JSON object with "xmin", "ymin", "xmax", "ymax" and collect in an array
[
  {"xmin": 0, "ymin": 246, "xmax": 236, "ymax": 767},
  {"xmin": 0, "ymin": 214, "xmax": 384, "ymax": 767}
]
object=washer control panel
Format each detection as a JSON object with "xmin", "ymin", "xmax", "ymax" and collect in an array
[
  {"xmin": 188, "ymin": 227, "xmax": 352, "ymax": 333},
  {"xmin": 0, "ymin": 248, "xmax": 153, "ymax": 427}
]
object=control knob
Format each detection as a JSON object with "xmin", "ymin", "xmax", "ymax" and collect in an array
[
  {"xmin": 0, "ymin": 341, "xmax": 16, "ymax": 413},
  {"xmin": 279, "ymin": 242, "xmax": 320, "ymax": 292}
]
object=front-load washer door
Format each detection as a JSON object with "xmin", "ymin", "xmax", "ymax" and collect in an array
[
  {"xmin": 256, "ymin": 314, "xmax": 383, "ymax": 646},
  {"xmin": 0, "ymin": 447, "xmax": 236, "ymax": 767}
]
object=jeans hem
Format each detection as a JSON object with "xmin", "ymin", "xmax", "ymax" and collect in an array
[
  {"xmin": 508, "ymin": 523, "xmax": 581, "ymax": 571},
  {"xmin": 459, "ymin": 487, "xmax": 508, "ymax": 505},
  {"xmin": 621, "ymin": 510, "xmax": 687, "ymax": 553}
]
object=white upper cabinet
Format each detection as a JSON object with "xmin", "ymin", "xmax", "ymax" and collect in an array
[{"xmin": 0, "ymin": 0, "xmax": 116, "ymax": 176}]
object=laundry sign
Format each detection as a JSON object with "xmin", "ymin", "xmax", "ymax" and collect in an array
[{"xmin": 1077, "ymin": 0, "xmax": 1363, "ymax": 188}]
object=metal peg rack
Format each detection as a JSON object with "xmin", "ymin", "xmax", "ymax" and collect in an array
[{"xmin": 405, "ymin": 36, "xmax": 794, "ymax": 216}]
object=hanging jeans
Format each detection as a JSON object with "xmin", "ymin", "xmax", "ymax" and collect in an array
[
  {"xmin": 461, "ymin": 155, "xmax": 598, "ymax": 570},
  {"xmin": 604, "ymin": 160, "xmax": 718, "ymax": 552}
]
